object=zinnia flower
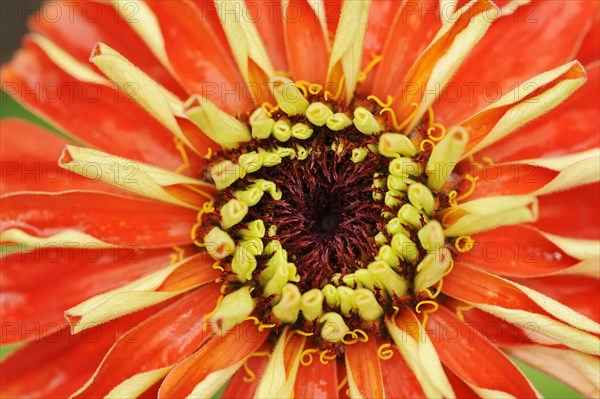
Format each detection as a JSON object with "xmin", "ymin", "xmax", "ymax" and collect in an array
[{"xmin": 1, "ymin": 0, "xmax": 599, "ymax": 398}]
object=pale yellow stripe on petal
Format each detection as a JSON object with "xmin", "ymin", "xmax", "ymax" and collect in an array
[
  {"xmin": 185, "ymin": 95, "xmax": 251, "ymax": 149},
  {"xmin": 106, "ymin": 367, "xmax": 173, "ymax": 399},
  {"xmin": 506, "ymin": 346, "xmax": 600, "ymax": 398},
  {"xmin": 110, "ymin": 0, "xmax": 172, "ymax": 72},
  {"xmin": 539, "ymin": 232, "xmax": 600, "ymax": 261},
  {"xmin": 65, "ymin": 255, "xmax": 214, "ymax": 334},
  {"xmin": 29, "ymin": 34, "xmax": 110, "ymax": 85},
  {"xmin": 498, "ymin": 0, "xmax": 531, "ymax": 17},
  {"xmin": 443, "ymin": 196, "xmax": 538, "ymax": 237},
  {"xmin": 89, "ymin": 43, "xmax": 199, "ymax": 152},
  {"xmin": 345, "ymin": 359, "xmax": 364, "ymax": 399},
  {"xmin": 59, "ymin": 145, "xmax": 213, "ymax": 209},
  {"xmin": 439, "ymin": 0, "xmax": 458, "ymax": 24},
  {"xmin": 385, "ymin": 315, "xmax": 455, "ymax": 399},
  {"xmin": 554, "ymin": 259, "xmax": 599, "ymax": 278},
  {"xmin": 475, "ymin": 304, "xmax": 600, "ymax": 355},
  {"xmin": 186, "ymin": 359, "xmax": 247, "ymax": 399},
  {"xmin": 0, "ymin": 228, "xmax": 114, "ymax": 253},
  {"xmin": 405, "ymin": 0, "xmax": 498, "ymax": 132},
  {"xmin": 214, "ymin": 0, "xmax": 275, "ymax": 83},
  {"xmin": 254, "ymin": 328, "xmax": 305, "ymax": 399},
  {"xmin": 326, "ymin": 0, "xmax": 371, "ymax": 104},
  {"xmin": 532, "ymin": 156, "xmax": 600, "ymax": 196},
  {"xmin": 463, "ymin": 61, "xmax": 586, "ymax": 158},
  {"xmin": 512, "ymin": 148, "xmax": 600, "ymax": 172}
]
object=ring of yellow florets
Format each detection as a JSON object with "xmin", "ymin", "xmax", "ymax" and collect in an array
[{"xmin": 196, "ymin": 82, "xmax": 463, "ymax": 344}]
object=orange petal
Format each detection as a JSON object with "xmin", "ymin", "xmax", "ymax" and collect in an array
[
  {"xmin": 344, "ymin": 338, "xmax": 385, "ymax": 398},
  {"xmin": 158, "ymin": 320, "xmax": 269, "ymax": 398},
  {"xmin": 380, "ymin": 344, "xmax": 426, "ymax": 398},
  {"xmin": 71, "ymin": 286, "xmax": 220, "ymax": 398},
  {"xmin": 294, "ymin": 342, "xmax": 339, "ymax": 399},
  {"xmin": 426, "ymin": 306, "xmax": 540, "ymax": 398},
  {"xmin": 221, "ymin": 342, "xmax": 274, "ymax": 399},
  {"xmin": 0, "ymin": 191, "xmax": 197, "ymax": 248}
]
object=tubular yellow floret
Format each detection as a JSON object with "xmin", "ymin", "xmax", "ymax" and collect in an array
[
  {"xmin": 273, "ymin": 120, "xmax": 292, "ymax": 142},
  {"xmin": 388, "ymin": 157, "xmax": 421, "ymax": 177},
  {"xmin": 272, "ymin": 284, "xmax": 302, "ymax": 323},
  {"xmin": 239, "ymin": 219, "xmax": 266, "ymax": 239},
  {"xmin": 386, "ymin": 217, "xmax": 410, "ymax": 236},
  {"xmin": 378, "ymin": 133, "xmax": 418, "ymax": 157},
  {"xmin": 249, "ymin": 108, "xmax": 275, "ymax": 139},
  {"xmin": 326, "ymin": 112, "xmax": 353, "ymax": 131},
  {"xmin": 235, "ymin": 187, "xmax": 264, "ymax": 206},
  {"xmin": 368, "ymin": 260, "xmax": 409, "ymax": 297},
  {"xmin": 257, "ymin": 149, "xmax": 282, "ymax": 167},
  {"xmin": 375, "ymin": 245, "xmax": 400, "ymax": 270},
  {"xmin": 292, "ymin": 123, "xmax": 314, "ymax": 140},
  {"xmin": 238, "ymin": 151, "xmax": 263, "ymax": 177},
  {"xmin": 414, "ymin": 248, "xmax": 453, "ymax": 293},
  {"xmin": 418, "ymin": 220, "xmax": 445, "ymax": 252},
  {"xmin": 211, "ymin": 160, "xmax": 240, "ymax": 190},
  {"xmin": 204, "ymin": 227, "xmax": 235, "ymax": 259},
  {"xmin": 319, "ymin": 312, "xmax": 350, "ymax": 343},
  {"xmin": 220, "ymin": 199, "xmax": 249, "ymax": 229},
  {"xmin": 337, "ymin": 286, "xmax": 355, "ymax": 317},
  {"xmin": 351, "ymin": 148, "xmax": 369, "ymax": 163},
  {"xmin": 210, "ymin": 286, "xmax": 255, "ymax": 334},
  {"xmin": 426, "ymin": 126, "xmax": 469, "ymax": 190},
  {"xmin": 231, "ymin": 245, "xmax": 258, "ymax": 282},
  {"xmin": 407, "ymin": 183, "xmax": 436, "ymax": 216},
  {"xmin": 390, "ymin": 233, "xmax": 419, "ymax": 263},
  {"xmin": 271, "ymin": 77, "xmax": 310, "ymax": 116},
  {"xmin": 323, "ymin": 284, "xmax": 339, "ymax": 308},
  {"xmin": 306, "ymin": 102, "xmax": 334, "ymax": 126},
  {"xmin": 353, "ymin": 107, "xmax": 382, "ymax": 135},
  {"xmin": 301, "ymin": 289, "xmax": 325, "ymax": 321},
  {"xmin": 263, "ymin": 262, "xmax": 295, "ymax": 300},
  {"xmin": 398, "ymin": 203, "xmax": 425, "ymax": 229},
  {"xmin": 353, "ymin": 289, "xmax": 384, "ymax": 321}
]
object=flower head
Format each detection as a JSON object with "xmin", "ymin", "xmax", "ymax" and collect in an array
[{"xmin": 1, "ymin": 0, "xmax": 599, "ymax": 398}]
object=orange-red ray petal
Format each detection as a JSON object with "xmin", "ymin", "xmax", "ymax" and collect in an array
[
  {"xmin": 477, "ymin": 63, "xmax": 600, "ymax": 162},
  {"xmin": 426, "ymin": 306, "xmax": 539, "ymax": 397},
  {"xmin": 371, "ymin": 0, "xmax": 441, "ymax": 98},
  {"xmin": 468, "ymin": 163, "xmax": 557, "ymax": 199},
  {"xmin": 0, "ymin": 191, "xmax": 197, "ymax": 248},
  {"xmin": 532, "ymin": 182, "xmax": 600, "ymax": 240},
  {"xmin": 434, "ymin": 0, "xmax": 599, "ymax": 127},
  {"xmin": 0, "ymin": 119, "xmax": 113, "ymax": 193},
  {"xmin": 283, "ymin": 0, "xmax": 329, "ymax": 85},
  {"xmin": 29, "ymin": 0, "xmax": 186, "ymax": 96},
  {"xmin": 294, "ymin": 343, "xmax": 339, "ymax": 399},
  {"xmin": 344, "ymin": 338, "xmax": 385, "ymax": 398},
  {"xmin": 0, "ymin": 38, "xmax": 185, "ymax": 171},
  {"xmin": 0, "ymin": 247, "xmax": 178, "ymax": 344},
  {"xmin": 577, "ymin": 12, "xmax": 600, "ymax": 65},
  {"xmin": 71, "ymin": 285, "xmax": 220, "ymax": 398},
  {"xmin": 145, "ymin": 0, "xmax": 252, "ymax": 113},
  {"xmin": 380, "ymin": 345, "xmax": 426, "ymax": 398},
  {"xmin": 0, "ymin": 306, "xmax": 161, "ymax": 399},
  {"xmin": 457, "ymin": 225, "xmax": 579, "ymax": 278},
  {"xmin": 158, "ymin": 320, "xmax": 269, "ymax": 398},
  {"xmin": 513, "ymin": 275, "xmax": 600, "ymax": 323},
  {"xmin": 242, "ymin": 0, "xmax": 288, "ymax": 72},
  {"xmin": 443, "ymin": 365, "xmax": 479, "ymax": 399},
  {"xmin": 221, "ymin": 341, "xmax": 274, "ymax": 399}
]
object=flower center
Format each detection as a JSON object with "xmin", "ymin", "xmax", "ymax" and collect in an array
[{"xmin": 195, "ymin": 80, "xmax": 466, "ymax": 343}]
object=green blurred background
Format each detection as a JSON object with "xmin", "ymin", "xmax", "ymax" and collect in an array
[{"xmin": 0, "ymin": 1, "xmax": 585, "ymax": 395}]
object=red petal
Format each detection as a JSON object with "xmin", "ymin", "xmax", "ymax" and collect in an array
[
  {"xmin": 158, "ymin": 320, "xmax": 269, "ymax": 398},
  {"xmin": 434, "ymin": 0, "xmax": 598, "ymax": 127},
  {"xmin": 284, "ymin": 0, "xmax": 329, "ymax": 84},
  {"xmin": 468, "ymin": 163, "xmax": 557, "ymax": 199},
  {"xmin": 344, "ymin": 338, "xmax": 385, "ymax": 398},
  {"xmin": 458, "ymin": 225, "xmax": 579, "ymax": 278},
  {"xmin": 0, "ymin": 307, "xmax": 160, "ymax": 399},
  {"xmin": 371, "ymin": 0, "xmax": 441, "ymax": 98},
  {"xmin": 243, "ymin": 0, "xmax": 288, "ymax": 72},
  {"xmin": 426, "ymin": 306, "xmax": 539, "ymax": 397},
  {"xmin": 71, "ymin": 285, "xmax": 220, "ymax": 398},
  {"xmin": 359, "ymin": 0, "xmax": 402, "ymax": 93},
  {"xmin": 513, "ymin": 275, "xmax": 600, "ymax": 323},
  {"xmin": 0, "ymin": 191, "xmax": 197, "ymax": 248},
  {"xmin": 145, "ymin": 0, "xmax": 252, "ymax": 113},
  {"xmin": 443, "ymin": 365, "xmax": 479, "ymax": 399},
  {"xmin": 443, "ymin": 262, "xmax": 546, "ymax": 314},
  {"xmin": 380, "ymin": 344, "xmax": 426, "ymax": 398},
  {"xmin": 532, "ymin": 182, "xmax": 600, "ymax": 239},
  {"xmin": 29, "ymin": 0, "xmax": 185, "ymax": 96},
  {"xmin": 294, "ymin": 343, "xmax": 339, "ymax": 399},
  {"xmin": 0, "ymin": 119, "xmax": 113, "ymax": 193},
  {"xmin": 221, "ymin": 342, "xmax": 273, "ymax": 399},
  {"xmin": 0, "ymin": 38, "xmax": 186, "ymax": 170},
  {"xmin": 478, "ymin": 63, "xmax": 600, "ymax": 162},
  {"xmin": 0, "ymin": 247, "xmax": 178, "ymax": 344},
  {"xmin": 577, "ymin": 12, "xmax": 600, "ymax": 65}
]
